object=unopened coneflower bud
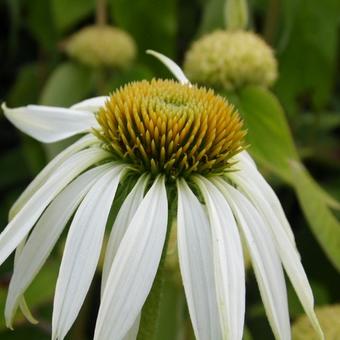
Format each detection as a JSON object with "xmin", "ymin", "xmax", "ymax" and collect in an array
[
  {"xmin": 184, "ymin": 30, "xmax": 278, "ymax": 91},
  {"xmin": 65, "ymin": 25, "xmax": 137, "ymax": 69}
]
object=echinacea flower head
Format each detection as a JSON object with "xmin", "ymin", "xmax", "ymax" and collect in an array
[
  {"xmin": 183, "ymin": 30, "xmax": 278, "ymax": 91},
  {"xmin": 95, "ymin": 79, "xmax": 245, "ymax": 177},
  {"xmin": 0, "ymin": 51, "xmax": 323, "ymax": 340},
  {"xmin": 65, "ymin": 25, "xmax": 136, "ymax": 68}
]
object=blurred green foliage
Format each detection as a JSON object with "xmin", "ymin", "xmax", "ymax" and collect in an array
[{"xmin": 0, "ymin": 0, "xmax": 339, "ymax": 339}]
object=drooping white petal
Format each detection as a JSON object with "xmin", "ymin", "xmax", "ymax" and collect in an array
[
  {"xmin": 5, "ymin": 163, "xmax": 112, "ymax": 328},
  {"xmin": 177, "ymin": 179, "xmax": 221, "ymax": 340},
  {"xmin": 233, "ymin": 152, "xmax": 296, "ymax": 246},
  {"xmin": 9, "ymin": 134, "xmax": 98, "ymax": 220},
  {"xmin": 101, "ymin": 174, "xmax": 149, "ymax": 295},
  {"xmin": 231, "ymin": 173, "xmax": 324, "ymax": 339},
  {"xmin": 2, "ymin": 103, "xmax": 99, "ymax": 143},
  {"xmin": 94, "ymin": 176, "xmax": 168, "ymax": 340},
  {"xmin": 123, "ymin": 315, "xmax": 141, "ymax": 340},
  {"xmin": 52, "ymin": 165, "xmax": 124, "ymax": 340},
  {"xmin": 18, "ymin": 298, "xmax": 37, "ymax": 325},
  {"xmin": 71, "ymin": 96, "xmax": 109, "ymax": 112},
  {"xmin": 214, "ymin": 178, "xmax": 291, "ymax": 340},
  {"xmin": 146, "ymin": 50, "xmax": 190, "ymax": 85},
  {"xmin": 10, "ymin": 239, "xmax": 38, "ymax": 327},
  {"xmin": 0, "ymin": 147, "xmax": 110, "ymax": 267},
  {"xmin": 195, "ymin": 176, "xmax": 245, "ymax": 340}
]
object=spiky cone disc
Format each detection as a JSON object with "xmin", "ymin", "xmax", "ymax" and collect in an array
[{"xmin": 95, "ymin": 79, "xmax": 246, "ymax": 179}]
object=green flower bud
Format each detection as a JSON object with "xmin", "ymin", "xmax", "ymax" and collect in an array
[
  {"xmin": 65, "ymin": 25, "xmax": 137, "ymax": 69},
  {"xmin": 292, "ymin": 304, "xmax": 340, "ymax": 339},
  {"xmin": 183, "ymin": 30, "xmax": 278, "ymax": 91}
]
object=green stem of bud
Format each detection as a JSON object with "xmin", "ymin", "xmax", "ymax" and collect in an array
[
  {"xmin": 225, "ymin": 0, "xmax": 249, "ymax": 31},
  {"xmin": 96, "ymin": 0, "xmax": 107, "ymax": 26}
]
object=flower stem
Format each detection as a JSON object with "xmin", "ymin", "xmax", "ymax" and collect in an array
[
  {"xmin": 263, "ymin": 0, "xmax": 280, "ymax": 44},
  {"xmin": 137, "ymin": 187, "xmax": 177, "ymax": 340},
  {"xmin": 96, "ymin": 0, "xmax": 107, "ymax": 26}
]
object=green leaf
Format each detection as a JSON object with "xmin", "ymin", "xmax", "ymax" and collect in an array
[
  {"xmin": 234, "ymin": 86, "xmax": 340, "ymax": 209},
  {"xmin": 292, "ymin": 304, "xmax": 340, "ymax": 340},
  {"xmin": 233, "ymin": 85, "xmax": 299, "ymax": 183},
  {"xmin": 0, "ymin": 259, "xmax": 59, "ymax": 330},
  {"xmin": 109, "ymin": 0, "xmax": 177, "ymax": 67},
  {"xmin": 39, "ymin": 62, "xmax": 94, "ymax": 159},
  {"xmin": 40, "ymin": 62, "xmax": 94, "ymax": 106},
  {"xmin": 51, "ymin": 0, "xmax": 95, "ymax": 33},
  {"xmin": 294, "ymin": 167, "xmax": 340, "ymax": 210},
  {"xmin": 275, "ymin": 0, "xmax": 340, "ymax": 114},
  {"xmin": 291, "ymin": 161, "xmax": 340, "ymax": 271},
  {"xmin": 228, "ymin": 86, "xmax": 340, "ymax": 270}
]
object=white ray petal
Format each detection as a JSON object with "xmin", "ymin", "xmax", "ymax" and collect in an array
[
  {"xmin": 10, "ymin": 239, "xmax": 38, "ymax": 327},
  {"xmin": 2, "ymin": 103, "xmax": 99, "ymax": 143},
  {"xmin": 5, "ymin": 164, "xmax": 112, "ymax": 328},
  {"xmin": 214, "ymin": 178, "xmax": 291, "ymax": 340},
  {"xmin": 146, "ymin": 50, "xmax": 190, "ymax": 85},
  {"xmin": 231, "ymin": 173, "xmax": 324, "ymax": 339},
  {"xmin": 18, "ymin": 298, "xmax": 37, "ymax": 325},
  {"xmin": 9, "ymin": 134, "xmax": 98, "ymax": 220},
  {"xmin": 94, "ymin": 176, "xmax": 168, "ymax": 340},
  {"xmin": 0, "ymin": 147, "xmax": 110, "ymax": 267},
  {"xmin": 123, "ymin": 315, "xmax": 141, "ymax": 340},
  {"xmin": 195, "ymin": 176, "xmax": 245, "ymax": 340},
  {"xmin": 52, "ymin": 165, "xmax": 124, "ymax": 340},
  {"xmin": 177, "ymin": 179, "xmax": 221, "ymax": 340},
  {"xmin": 71, "ymin": 96, "xmax": 109, "ymax": 112},
  {"xmin": 234, "ymin": 150, "xmax": 257, "ymax": 168},
  {"xmin": 233, "ymin": 153, "xmax": 296, "ymax": 246},
  {"xmin": 101, "ymin": 174, "xmax": 149, "ymax": 295}
]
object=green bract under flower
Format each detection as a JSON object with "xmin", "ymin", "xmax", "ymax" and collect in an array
[
  {"xmin": 95, "ymin": 79, "xmax": 246, "ymax": 177},
  {"xmin": 65, "ymin": 25, "xmax": 136, "ymax": 68},
  {"xmin": 183, "ymin": 30, "xmax": 278, "ymax": 91}
]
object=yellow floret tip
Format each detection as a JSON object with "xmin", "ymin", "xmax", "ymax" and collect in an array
[
  {"xmin": 65, "ymin": 25, "xmax": 137, "ymax": 69},
  {"xmin": 184, "ymin": 30, "xmax": 278, "ymax": 91}
]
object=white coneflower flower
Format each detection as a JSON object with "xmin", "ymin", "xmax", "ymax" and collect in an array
[{"xmin": 0, "ymin": 51, "xmax": 322, "ymax": 340}]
